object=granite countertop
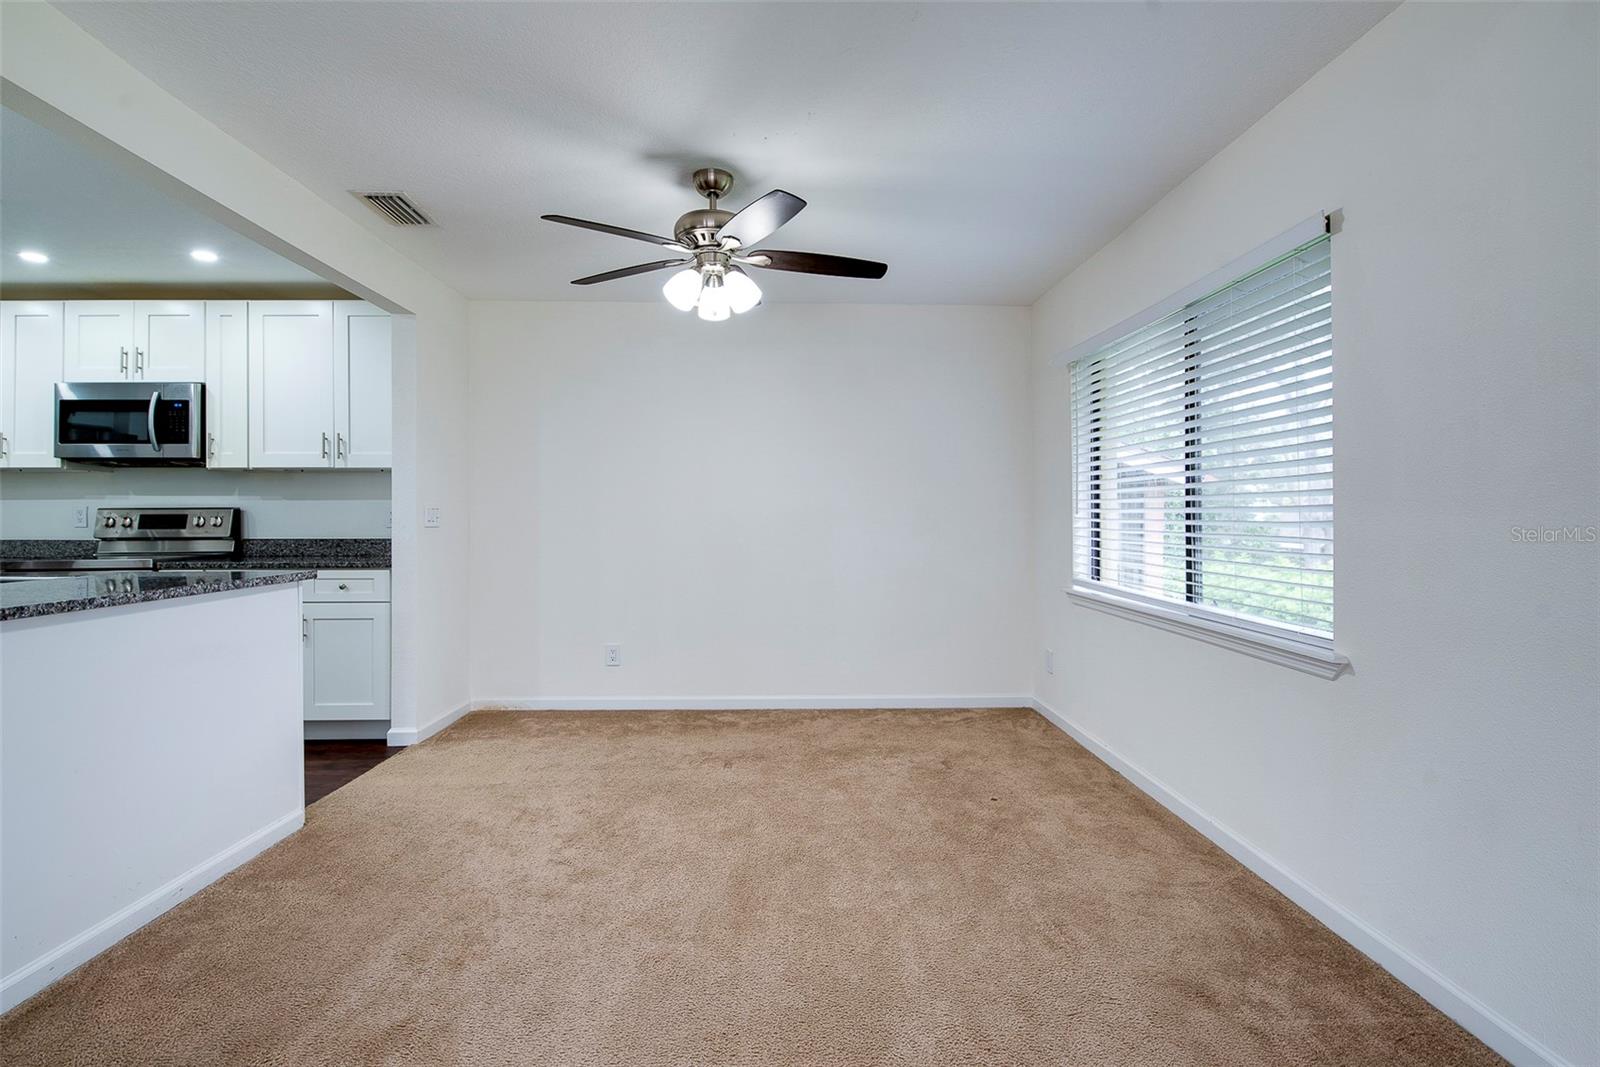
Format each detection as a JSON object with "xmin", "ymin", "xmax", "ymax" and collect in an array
[
  {"xmin": 192, "ymin": 537, "xmax": 390, "ymax": 571},
  {"xmin": 0, "ymin": 569, "xmax": 315, "ymax": 622},
  {"xmin": 0, "ymin": 538, "xmax": 390, "ymax": 572}
]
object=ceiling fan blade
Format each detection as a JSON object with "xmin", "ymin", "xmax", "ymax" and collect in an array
[
  {"xmin": 570, "ymin": 259, "xmax": 690, "ymax": 285},
  {"xmin": 741, "ymin": 250, "xmax": 888, "ymax": 279},
  {"xmin": 716, "ymin": 190, "xmax": 806, "ymax": 249},
  {"xmin": 542, "ymin": 214, "xmax": 687, "ymax": 251}
]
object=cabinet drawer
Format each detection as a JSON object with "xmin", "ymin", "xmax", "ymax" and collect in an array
[{"xmin": 301, "ymin": 569, "xmax": 390, "ymax": 602}]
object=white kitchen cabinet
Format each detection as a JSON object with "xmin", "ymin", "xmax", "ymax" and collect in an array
[
  {"xmin": 0, "ymin": 301, "xmax": 65, "ymax": 469},
  {"xmin": 135, "ymin": 301, "xmax": 207, "ymax": 380},
  {"xmin": 44, "ymin": 299, "xmax": 388, "ymax": 472},
  {"xmin": 302, "ymin": 571, "xmax": 391, "ymax": 724},
  {"xmin": 203, "ymin": 302, "xmax": 249, "ymax": 469},
  {"xmin": 248, "ymin": 301, "xmax": 335, "ymax": 468},
  {"xmin": 63, "ymin": 301, "xmax": 205, "ymax": 381},
  {"xmin": 63, "ymin": 301, "xmax": 134, "ymax": 381},
  {"xmin": 303, "ymin": 603, "xmax": 392, "ymax": 722},
  {"xmin": 333, "ymin": 301, "xmax": 392, "ymax": 469}
]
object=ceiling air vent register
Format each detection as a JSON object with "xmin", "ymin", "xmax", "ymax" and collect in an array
[{"xmin": 353, "ymin": 192, "xmax": 433, "ymax": 226}]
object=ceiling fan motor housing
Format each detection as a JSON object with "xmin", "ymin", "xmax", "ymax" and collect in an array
[
  {"xmin": 674, "ymin": 207, "xmax": 734, "ymax": 249},
  {"xmin": 677, "ymin": 167, "xmax": 738, "ymax": 247}
]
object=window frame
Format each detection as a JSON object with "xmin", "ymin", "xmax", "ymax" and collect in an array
[{"xmin": 1062, "ymin": 216, "xmax": 1349, "ymax": 680}]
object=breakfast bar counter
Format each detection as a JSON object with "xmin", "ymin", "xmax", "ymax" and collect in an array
[
  {"xmin": 0, "ymin": 569, "xmax": 307, "ymax": 1010},
  {"xmin": 0, "ymin": 568, "xmax": 314, "ymax": 622}
]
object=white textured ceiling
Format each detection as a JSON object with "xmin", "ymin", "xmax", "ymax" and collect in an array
[
  {"xmin": 0, "ymin": 106, "xmax": 333, "ymax": 289},
  {"xmin": 58, "ymin": 1, "xmax": 1393, "ymax": 305}
]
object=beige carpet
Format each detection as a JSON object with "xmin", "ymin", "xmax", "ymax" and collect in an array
[{"xmin": 2, "ymin": 708, "xmax": 1498, "ymax": 1066}]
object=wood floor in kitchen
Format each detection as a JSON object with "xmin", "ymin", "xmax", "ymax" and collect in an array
[{"xmin": 303, "ymin": 740, "xmax": 396, "ymax": 804}]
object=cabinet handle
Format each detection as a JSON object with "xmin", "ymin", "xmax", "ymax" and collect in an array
[
  {"xmin": 0, "ymin": 432, "xmax": 8, "ymax": 459},
  {"xmin": 208, "ymin": 432, "xmax": 216, "ymax": 460},
  {"xmin": 338, "ymin": 583, "xmax": 349, "ymax": 591},
  {"xmin": 135, "ymin": 347, "xmax": 145, "ymax": 376},
  {"xmin": 336, "ymin": 433, "xmax": 346, "ymax": 460},
  {"xmin": 302, "ymin": 617, "xmax": 309, "ymax": 642},
  {"xmin": 321, "ymin": 432, "xmax": 330, "ymax": 459},
  {"xmin": 120, "ymin": 347, "xmax": 129, "ymax": 375}
]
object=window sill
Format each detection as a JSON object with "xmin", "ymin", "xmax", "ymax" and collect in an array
[{"xmin": 1065, "ymin": 585, "xmax": 1350, "ymax": 680}]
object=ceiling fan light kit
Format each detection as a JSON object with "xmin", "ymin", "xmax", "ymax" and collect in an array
[{"xmin": 542, "ymin": 167, "xmax": 888, "ymax": 322}]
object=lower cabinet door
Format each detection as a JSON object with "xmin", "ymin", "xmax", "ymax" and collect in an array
[{"xmin": 303, "ymin": 602, "xmax": 391, "ymax": 721}]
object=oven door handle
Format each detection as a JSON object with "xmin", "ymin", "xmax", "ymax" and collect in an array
[{"xmin": 147, "ymin": 390, "xmax": 161, "ymax": 453}]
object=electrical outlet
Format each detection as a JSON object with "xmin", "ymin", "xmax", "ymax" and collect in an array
[
  {"xmin": 423, "ymin": 506, "xmax": 441, "ymax": 528},
  {"xmin": 72, "ymin": 506, "xmax": 89, "ymax": 529},
  {"xmin": 385, "ymin": 509, "xmax": 393, "ymax": 530},
  {"xmin": 1044, "ymin": 648, "xmax": 1055, "ymax": 676},
  {"xmin": 604, "ymin": 644, "xmax": 623, "ymax": 667}
]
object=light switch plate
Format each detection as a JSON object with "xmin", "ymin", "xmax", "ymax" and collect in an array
[
  {"xmin": 423, "ymin": 507, "xmax": 441, "ymax": 528},
  {"xmin": 1044, "ymin": 648, "xmax": 1055, "ymax": 675}
]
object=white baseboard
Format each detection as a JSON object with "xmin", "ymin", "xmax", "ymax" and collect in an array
[
  {"xmin": 387, "ymin": 699, "xmax": 472, "ymax": 747},
  {"xmin": 0, "ymin": 807, "xmax": 303, "ymax": 1014},
  {"xmin": 472, "ymin": 695, "xmax": 1033, "ymax": 712},
  {"xmin": 305, "ymin": 720, "xmax": 389, "ymax": 741},
  {"xmin": 1029, "ymin": 697, "xmax": 1567, "ymax": 1067}
]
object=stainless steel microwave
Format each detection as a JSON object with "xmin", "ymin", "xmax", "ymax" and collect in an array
[{"xmin": 54, "ymin": 382, "xmax": 206, "ymax": 465}]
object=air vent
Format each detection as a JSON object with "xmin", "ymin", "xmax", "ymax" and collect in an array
[{"xmin": 354, "ymin": 191, "xmax": 433, "ymax": 226}]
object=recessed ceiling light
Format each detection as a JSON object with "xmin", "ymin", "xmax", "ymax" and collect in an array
[
  {"xmin": 189, "ymin": 249, "xmax": 219, "ymax": 263},
  {"xmin": 17, "ymin": 250, "xmax": 48, "ymax": 265}
]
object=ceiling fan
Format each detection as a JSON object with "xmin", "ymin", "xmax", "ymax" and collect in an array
[{"xmin": 541, "ymin": 167, "xmax": 888, "ymax": 321}]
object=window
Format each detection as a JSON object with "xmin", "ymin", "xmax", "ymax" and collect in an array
[{"xmin": 1069, "ymin": 227, "xmax": 1343, "ymax": 676}]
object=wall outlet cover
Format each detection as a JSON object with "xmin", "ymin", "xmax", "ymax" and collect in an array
[
  {"xmin": 423, "ymin": 507, "xmax": 441, "ymax": 528},
  {"xmin": 604, "ymin": 644, "xmax": 622, "ymax": 667},
  {"xmin": 72, "ymin": 506, "xmax": 90, "ymax": 529}
]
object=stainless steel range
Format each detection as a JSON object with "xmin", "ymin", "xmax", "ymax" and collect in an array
[{"xmin": 2, "ymin": 507, "xmax": 241, "ymax": 575}]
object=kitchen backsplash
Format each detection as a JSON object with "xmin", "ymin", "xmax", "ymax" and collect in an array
[{"xmin": 0, "ymin": 468, "xmax": 391, "ymax": 539}]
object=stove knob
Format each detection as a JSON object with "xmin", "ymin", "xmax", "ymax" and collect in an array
[
  {"xmin": 102, "ymin": 516, "xmax": 116, "ymax": 528},
  {"xmin": 194, "ymin": 515, "xmax": 206, "ymax": 527},
  {"xmin": 120, "ymin": 516, "xmax": 133, "ymax": 528},
  {"xmin": 211, "ymin": 516, "xmax": 224, "ymax": 527}
]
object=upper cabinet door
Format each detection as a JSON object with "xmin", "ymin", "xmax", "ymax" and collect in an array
[
  {"xmin": 248, "ymin": 301, "xmax": 335, "ymax": 468},
  {"xmin": 204, "ymin": 301, "xmax": 249, "ymax": 469},
  {"xmin": 0, "ymin": 302, "xmax": 65, "ymax": 469},
  {"xmin": 332, "ymin": 301, "xmax": 392, "ymax": 469},
  {"xmin": 64, "ymin": 301, "xmax": 135, "ymax": 381},
  {"xmin": 134, "ymin": 301, "xmax": 206, "ymax": 380}
]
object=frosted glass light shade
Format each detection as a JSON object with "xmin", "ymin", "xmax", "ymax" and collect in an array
[
  {"xmin": 662, "ymin": 268, "xmax": 702, "ymax": 311},
  {"xmin": 724, "ymin": 269, "xmax": 762, "ymax": 314},
  {"xmin": 697, "ymin": 274, "xmax": 731, "ymax": 321}
]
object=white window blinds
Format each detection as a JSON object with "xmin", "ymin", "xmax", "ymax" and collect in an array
[{"xmin": 1071, "ymin": 233, "xmax": 1333, "ymax": 643}]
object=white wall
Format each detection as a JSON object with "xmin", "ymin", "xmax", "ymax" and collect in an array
[
  {"xmin": 2, "ymin": 584, "xmax": 304, "ymax": 1010},
  {"xmin": 469, "ymin": 302, "xmax": 1032, "ymax": 705},
  {"xmin": 1, "ymin": 4, "xmax": 471, "ymax": 740},
  {"xmin": 0, "ymin": 469, "xmax": 390, "ymax": 539},
  {"xmin": 1030, "ymin": 5, "xmax": 1598, "ymax": 1065}
]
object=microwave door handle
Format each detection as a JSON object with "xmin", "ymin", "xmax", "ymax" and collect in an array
[{"xmin": 147, "ymin": 390, "xmax": 161, "ymax": 453}]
